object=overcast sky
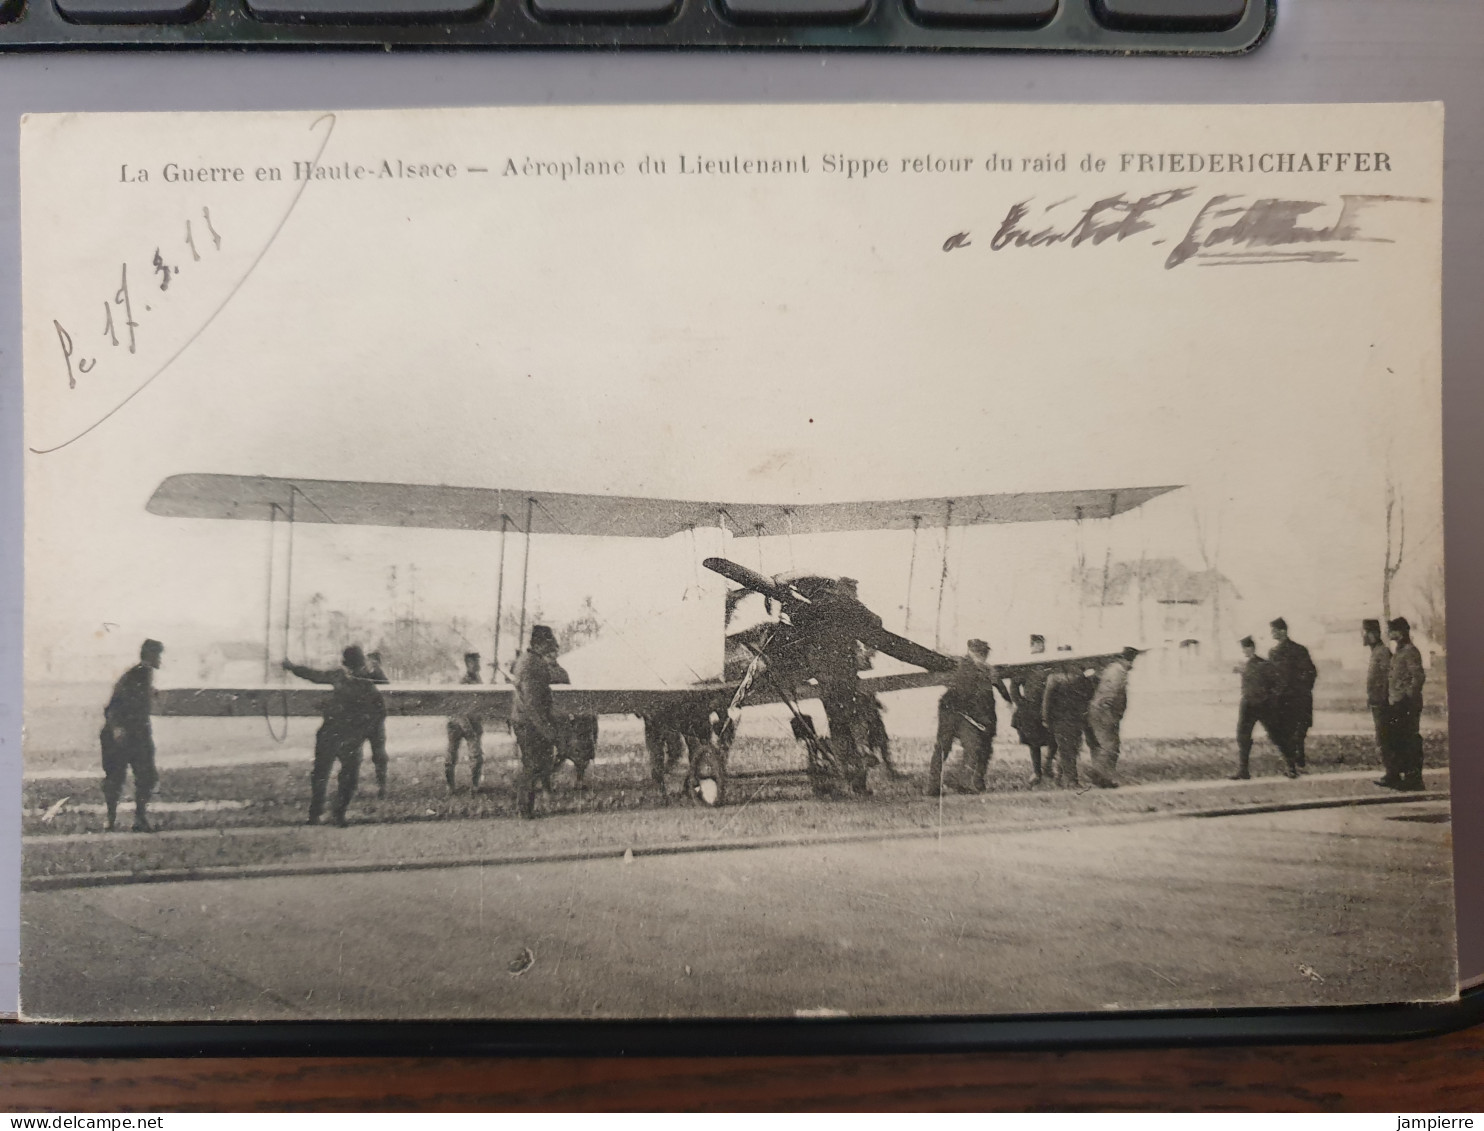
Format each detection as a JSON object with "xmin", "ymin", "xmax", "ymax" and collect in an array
[{"xmin": 22, "ymin": 103, "xmax": 1444, "ymax": 679}]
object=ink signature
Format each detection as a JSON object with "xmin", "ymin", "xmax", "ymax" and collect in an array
[{"xmin": 943, "ymin": 189, "xmax": 1430, "ymax": 270}]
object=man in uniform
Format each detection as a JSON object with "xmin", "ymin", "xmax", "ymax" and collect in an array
[
  {"xmin": 445, "ymin": 651, "xmax": 485, "ymax": 792},
  {"xmin": 283, "ymin": 645, "xmax": 385, "ymax": 827},
  {"xmin": 927, "ymin": 639, "xmax": 1012, "ymax": 796},
  {"xmin": 511, "ymin": 625, "xmax": 562, "ymax": 819},
  {"xmin": 1231, "ymin": 635, "xmax": 1277, "ymax": 780},
  {"xmin": 100, "ymin": 638, "xmax": 164, "ymax": 832},
  {"xmin": 795, "ymin": 577, "xmax": 881, "ymax": 796},
  {"xmin": 364, "ymin": 650, "xmax": 390, "ymax": 797},
  {"xmin": 1267, "ymin": 617, "xmax": 1317, "ymax": 773},
  {"xmin": 1041, "ymin": 661, "xmax": 1095, "ymax": 789},
  {"xmin": 1363, "ymin": 620, "xmax": 1397, "ymax": 788},
  {"xmin": 1387, "ymin": 616, "xmax": 1426, "ymax": 792},
  {"xmin": 1085, "ymin": 647, "xmax": 1138, "ymax": 789},
  {"xmin": 1010, "ymin": 634, "xmax": 1053, "ymax": 785}
]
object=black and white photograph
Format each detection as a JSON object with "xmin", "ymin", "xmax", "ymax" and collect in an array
[{"xmin": 18, "ymin": 101, "xmax": 1452, "ymax": 1020}]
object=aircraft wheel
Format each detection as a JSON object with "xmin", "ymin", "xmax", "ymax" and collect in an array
[{"xmin": 691, "ymin": 747, "xmax": 727, "ymax": 808}]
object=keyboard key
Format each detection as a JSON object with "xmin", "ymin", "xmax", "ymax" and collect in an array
[
  {"xmin": 246, "ymin": 0, "xmax": 484, "ymax": 22},
  {"xmin": 1092, "ymin": 0, "xmax": 1246, "ymax": 31},
  {"xmin": 718, "ymin": 0, "xmax": 870, "ymax": 23},
  {"xmin": 905, "ymin": 0, "xmax": 1054, "ymax": 28},
  {"xmin": 55, "ymin": 0, "xmax": 202, "ymax": 20},
  {"xmin": 530, "ymin": 0, "xmax": 677, "ymax": 21}
]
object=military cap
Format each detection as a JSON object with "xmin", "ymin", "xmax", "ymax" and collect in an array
[
  {"xmin": 530, "ymin": 625, "xmax": 558, "ymax": 650},
  {"xmin": 342, "ymin": 644, "xmax": 366, "ymax": 668},
  {"xmin": 140, "ymin": 638, "xmax": 164, "ymax": 657},
  {"xmin": 1030, "ymin": 634, "xmax": 1045, "ymax": 646},
  {"xmin": 1239, "ymin": 635, "xmax": 1255, "ymax": 648},
  {"xmin": 1121, "ymin": 646, "xmax": 1141, "ymax": 661},
  {"xmin": 967, "ymin": 639, "xmax": 990, "ymax": 655},
  {"xmin": 464, "ymin": 651, "xmax": 481, "ymax": 662},
  {"xmin": 1362, "ymin": 619, "xmax": 1381, "ymax": 633},
  {"xmin": 1270, "ymin": 617, "xmax": 1288, "ymax": 631},
  {"xmin": 1389, "ymin": 616, "xmax": 1411, "ymax": 633}
]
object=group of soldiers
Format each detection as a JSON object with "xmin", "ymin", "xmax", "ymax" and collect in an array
[
  {"xmin": 282, "ymin": 624, "xmax": 583, "ymax": 824},
  {"xmin": 95, "ymin": 612, "xmax": 1430, "ymax": 831},
  {"xmin": 1231, "ymin": 615, "xmax": 1427, "ymax": 788},
  {"xmin": 928, "ymin": 636, "xmax": 1139, "ymax": 796}
]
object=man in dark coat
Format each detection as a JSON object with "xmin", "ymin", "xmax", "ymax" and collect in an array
[
  {"xmin": 795, "ymin": 577, "xmax": 881, "ymax": 796},
  {"xmin": 283, "ymin": 645, "xmax": 384, "ymax": 827},
  {"xmin": 1010, "ymin": 634, "xmax": 1054, "ymax": 785},
  {"xmin": 1267, "ymin": 617, "xmax": 1317, "ymax": 773},
  {"xmin": 1041, "ymin": 662, "xmax": 1096, "ymax": 789},
  {"xmin": 1387, "ymin": 616, "xmax": 1427, "ymax": 792},
  {"xmin": 928, "ymin": 639, "xmax": 1012, "ymax": 795},
  {"xmin": 1231, "ymin": 635, "xmax": 1278, "ymax": 780},
  {"xmin": 1362, "ymin": 620, "xmax": 1397, "ymax": 788},
  {"xmin": 100, "ymin": 638, "xmax": 164, "ymax": 832},
  {"xmin": 511, "ymin": 625, "xmax": 561, "ymax": 819}
]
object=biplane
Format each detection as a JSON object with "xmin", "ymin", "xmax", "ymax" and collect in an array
[{"xmin": 145, "ymin": 473, "xmax": 1180, "ymax": 805}]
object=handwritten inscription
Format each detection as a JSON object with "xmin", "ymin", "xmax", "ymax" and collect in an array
[
  {"xmin": 53, "ymin": 206, "xmax": 223, "ymax": 390},
  {"xmin": 949, "ymin": 190, "xmax": 1426, "ymax": 269}
]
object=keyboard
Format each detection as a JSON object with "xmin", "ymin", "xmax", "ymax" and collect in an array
[{"xmin": 0, "ymin": 0, "xmax": 1270, "ymax": 51}]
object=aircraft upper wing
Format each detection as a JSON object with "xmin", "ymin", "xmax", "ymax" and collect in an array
[{"xmin": 146, "ymin": 474, "xmax": 1181, "ymax": 538}]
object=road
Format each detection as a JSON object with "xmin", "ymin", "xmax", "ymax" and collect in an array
[{"xmin": 20, "ymin": 797, "xmax": 1456, "ymax": 1020}]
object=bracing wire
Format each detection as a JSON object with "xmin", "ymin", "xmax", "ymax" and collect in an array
[
  {"xmin": 904, "ymin": 515, "xmax": 921, "ymax": 635},
  {"xmin": 934, "ymin": 500, "xmax": 955, "ymax": 651},
  {"xmin": 262, "ymin": 501, "xmax": 289, "ymax": 743}
]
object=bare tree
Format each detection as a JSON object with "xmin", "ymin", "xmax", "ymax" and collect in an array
[
  {"xmin": 1414, "ymin": 560, "xmax": 1446, "ymax": 653},
  {"xmin": 1384, "ymin": 480, "xmax": 1406, "ymax": 625},
  {"xmin": 1192, "ymin": 503, "xmax": 1223, "ymax": 655}
]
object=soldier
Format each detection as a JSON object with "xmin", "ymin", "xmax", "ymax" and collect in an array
[
  {"xmin": 1267, "ymin": 617, "xmax": 1317, "ymax": 774},
  {"xmin": 100, "ymin": 638, "xmax": 164, "ymax": 832},
  {"xmin": 1010, "ymin": 634, "xmax": 1053, "ymax": 785},
  {"xmin": 1363, "ymin": 620, "xmax": 1397, "ymax": 788},
  {"xmin": 927, "ymin": 639, "xmax": 1012, "ymax": 796},
  {"xmin": 1085, "ymin": 647, "xmax": 1138, "ymax": 789},
  {"xmin": 1231, "ymin": 635, "xmax": 1278, "ymax": 780},
  {"xmin": 445, "ymin": 651, "xmax": 485, "ymax": 792},
  {"xmin": 796, "ymin": 577, "xmax": 881, "ymax": 796},
  {"xmin": 511, "ymin": 625, "xmax": 561, "ymax": 819},
  {"xmin": 283, "ymin": 645, "xmax": 384, "ymax": 827},
  {"xmin": 364, "ymin": 650, "xmax": 390, "ymax": 798},
  {"xmin": 1041, "ymin": 662, "xmax": 1095, "ymax": 789},
  {"xmin": 1387, "ymin": 616, "xmax": 1426, "ymax": 792}
]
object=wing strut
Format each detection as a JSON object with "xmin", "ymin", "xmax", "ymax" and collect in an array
[
  {"xmin": 904, "ymin": 514, "xmax": 921, "ymax": 636},
  {"xmin": 517, "ymin": 497, "xmax": 534, "ymax": 656},
  {"xmin": 493, "ymin": 512, "xmax": 510, "ymax": 681}
]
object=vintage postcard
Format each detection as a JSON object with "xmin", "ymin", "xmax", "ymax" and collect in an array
[{"xmin": 19, "ymin": 102, "xmax": 1451, "ymax": 1020}]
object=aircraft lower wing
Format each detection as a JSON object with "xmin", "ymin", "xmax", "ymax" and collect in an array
[{"xmin": 154, "ymin": 650, "xmax": 1126, "ymax": 721}]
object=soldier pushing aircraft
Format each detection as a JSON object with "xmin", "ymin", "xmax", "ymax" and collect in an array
[
  {"xmin": 1010, "ymin": 634, "xmax": 1053, "ymax": 785},
  {"xmin": 445, "ymin": 651, "xmax": 485, "ymax": 792},
  {"xmin": 928, "ymin": 639, "xmax": 1012, "ymax": 796},
  {"xmin": 100, "ymin": 638, "xmax": 164, "ymax": 833},
  {"xmin": 283, "ymin": 646, "xmax": 385, "ymax": 827}
]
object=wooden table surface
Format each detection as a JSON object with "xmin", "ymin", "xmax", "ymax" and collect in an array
[{"xmin": 4, "ymin": 1026, "xmax": 1484, "ymax": 1110}]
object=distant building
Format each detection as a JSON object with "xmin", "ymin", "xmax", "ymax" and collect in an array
[
  {"xmin": 1077, "ymin": 557, "xmax": 1243, "ymax": 673},
  {"xmin": 198, "ymin": 641, "xmax": 267, "ymax": 684}
]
